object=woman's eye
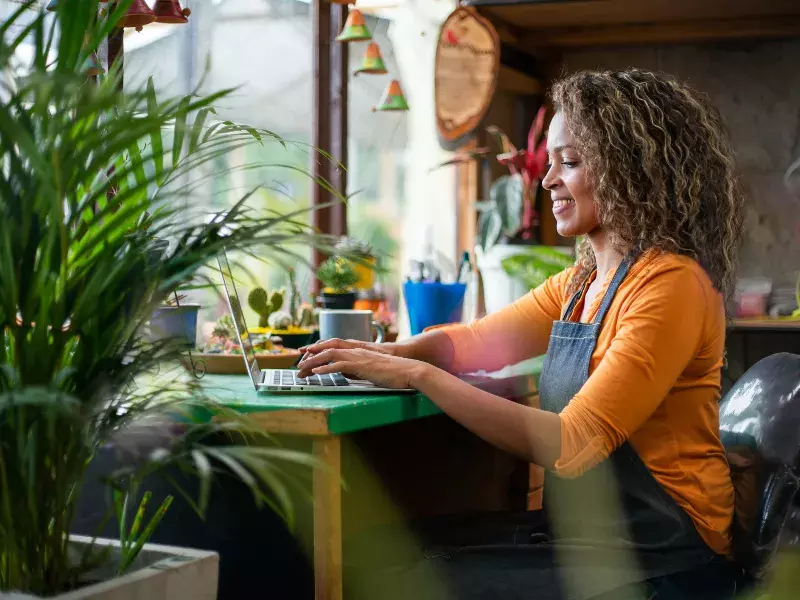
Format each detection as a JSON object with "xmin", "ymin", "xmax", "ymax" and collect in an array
[
  {"xmin": 544, "ymin": 163, "xmax": 552, "ymax": 171},
  {"xmin": 562, "ymin": 161, "xmax": 579, "ymax": 169}
]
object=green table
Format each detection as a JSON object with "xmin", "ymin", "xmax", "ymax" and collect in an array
[{"xmin": 201, "ymin": 356, "xmax": 544, "ymax": 600}]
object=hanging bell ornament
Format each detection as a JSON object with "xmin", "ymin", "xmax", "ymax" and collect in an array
[
  {"xmin": 335, "ymin": 9, "xmax": 372, "ymax": 42},
  {"xmin": 118, "ymin": 0, "xmax": 156, "ymax": 32},
  {"xmin": 154, "ymin": 0, "xmax": 192, "ymax": 24},
  {"xmin": 354, "ymin": 42, "xmax": 387, "ymax": 76},
  {"xmin": 373, "ymin": 80, "xmax": 409, "ymax": 112}
]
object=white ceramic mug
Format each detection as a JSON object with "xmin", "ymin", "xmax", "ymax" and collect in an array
[{"xmin": 318, "ymin": 309, "xmax": 385, "ymax": 343}]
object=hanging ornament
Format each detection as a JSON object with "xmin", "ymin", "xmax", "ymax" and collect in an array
[
  {"xmin": 354, "ymin": 42, "xmax": 387, "ymax": 76},
  {"xmin": 373, "ymin": 80, "xmax": 408, "ymax": 112},
  {"xmin": 83, "ymin": 52, "xmax": 104, "ymax": 77},
  {"xmin": 335, "ymin": 9, "xmax": 372, "ymax": 42},
  {"xmin": 118, "ymin": 0, "xmax": 156, "ymax": 32},
  {"xmin": 154, "ymin": 0, "xmax": 192, "ymax": 24}
]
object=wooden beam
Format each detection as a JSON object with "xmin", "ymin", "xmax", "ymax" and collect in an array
[
  {"xmin": 329, "ymin": 3, "xmax": 348, "ymax": 237},
  {"xmin": 455, "ymin": 138, "xmax": 479, "ymax": 257},
  {"xmin": 312, "ymin": 0, "xmax": 349, "ymax": 291},
  {"xmin": 474, "ymin": 0, "xmax": 800, "ymax": 30},
  {"xmin": 521, "ymin": 16, "xmax": 800, "ymax": 49},
  {"xmin": 313, "ymin": 0, "xmax": 332, "ymax": 283},
  {"xmin": 107, "ymin": 28, "xmax": 123, "ymax": 87}
]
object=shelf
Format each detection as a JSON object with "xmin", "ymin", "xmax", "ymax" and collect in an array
[{"xmin": 465, "ymin": 0, "xmax": 800, "ymax": 48}]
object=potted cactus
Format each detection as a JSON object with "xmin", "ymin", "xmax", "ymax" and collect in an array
[
  {"xmin": 248, "ymin": 269, "xmax": 317, "ymax": 348},
  {"xmin": 316, "ymin": 257, "xmax": 359, "ymax": 310},
  {"xmin": 334, "ymin": 236, "xmax": 377, "ymax": 290}
]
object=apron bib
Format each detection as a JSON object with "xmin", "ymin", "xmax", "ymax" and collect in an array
[{"xmin": 537, "ymin": 254, "xmax": 717, "ymax": 596}]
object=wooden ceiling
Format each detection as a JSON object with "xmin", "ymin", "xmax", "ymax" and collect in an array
[{"xmin": 466, "ymin": 0, "xmax": 800, "ymax": 48}]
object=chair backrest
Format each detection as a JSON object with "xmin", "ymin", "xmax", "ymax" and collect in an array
[{"xmin": 719, "ymin": 353, "xmax": 800, "ymax": 576}]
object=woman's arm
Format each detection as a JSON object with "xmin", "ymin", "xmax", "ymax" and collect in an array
[
  {"xmin": 412, "ymin": 362, "xmax": 562, "ymax": 467},
  {"xmin": 299, "ymin": 268, "xmax": 571, "ymax": 378},
  {"xmin": 297, "ymin": 346, "xmax": 562, "ymax": 466}
]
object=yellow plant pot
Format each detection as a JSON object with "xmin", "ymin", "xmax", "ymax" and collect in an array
[{"xmin": 353, "ymin": 257, "xmax": 376, "ymax": 290}]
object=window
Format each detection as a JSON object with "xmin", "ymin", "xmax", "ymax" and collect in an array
[
  {"xmin": 346, "ymin": 2, "xmax": 457, "ymax": 337},
  {"xmin": 123, "ymin": 0, "xmax": 316, "ymax": 343}
]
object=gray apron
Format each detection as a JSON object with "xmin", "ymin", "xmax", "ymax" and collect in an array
[{"xmin": 537, "ymin": 253, "xmax": 719, "ymax": 597}]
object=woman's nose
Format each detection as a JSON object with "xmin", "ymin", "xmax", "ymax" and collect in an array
[{"xmin": 541, "ymin": 164, "xmax": 559, "ymax": 191}]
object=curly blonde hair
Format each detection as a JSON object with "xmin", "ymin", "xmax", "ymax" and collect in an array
[{"xmin": 550, "ymin": 69, "xmax": 744, "ymax": 300}]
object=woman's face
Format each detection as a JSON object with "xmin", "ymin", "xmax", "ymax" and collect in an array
[{"xmin": 541, "ymin": 112, "xmax": 600, "ymax": 238}]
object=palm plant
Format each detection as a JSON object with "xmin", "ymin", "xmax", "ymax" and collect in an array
[{"xmin": 0, "ymin": 1, "xmax": 340, "ymax": 594}]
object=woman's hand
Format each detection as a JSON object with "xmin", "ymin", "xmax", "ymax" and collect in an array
[
  {"xmin": 296, "ymin": 347, "xmax": 429, "ymax": 390},
  {"xmin": 298, "ymin": 337, "xmax": 399, "ymax": 358}
]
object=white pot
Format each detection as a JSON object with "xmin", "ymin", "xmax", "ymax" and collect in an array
[
  {"xmin": 10, "ymin": 535, "xmax": 219, "ymax": 600},
  {"xmin": 475, "ymin": 244, "xmax": 532, "ymax": 315}
]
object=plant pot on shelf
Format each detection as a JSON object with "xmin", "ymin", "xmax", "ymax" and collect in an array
[
  {"xmin": 475, "ymin": 244, "xmax": 574, "ymax": 315},
  {"xmin": 317, "ymin": 291, "xmax": 356, "ymax": 310},
  {"xmin": 268, "ymin": 329, "xmax": 315, "ymax": 349},
  {"xmin": 11, "ymin": 535, "xmax": 218, "ymax": 599},
  {"xmin": 149, "ymin": 304, "xmax": 201, "ymax": 349},
  {"xmin": 474, "ymin": 245, "xmax": 531, "ymax": 315}
]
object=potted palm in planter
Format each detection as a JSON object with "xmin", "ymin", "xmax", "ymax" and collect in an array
[{"xmin": 0, "ymin": 1, "xmax": 341, "ymax": 597}]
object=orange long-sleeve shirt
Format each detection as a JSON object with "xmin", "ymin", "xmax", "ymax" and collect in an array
[{"xmin": 444, "ymin": 250, "xmax": 734, "ymax": 555}]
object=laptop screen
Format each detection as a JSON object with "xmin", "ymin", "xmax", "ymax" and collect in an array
[{"xmin": 217, "ymin": 251, "xmax": 261, "ymax": 388}]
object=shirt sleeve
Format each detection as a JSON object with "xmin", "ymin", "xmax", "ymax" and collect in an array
[
  {"xmin": 554, "ymin": 263, "xmax": 709, "ymax": 478},
  {"xmin": 442, "ymin": 268, "xmax": 573, "ymax": 374}
]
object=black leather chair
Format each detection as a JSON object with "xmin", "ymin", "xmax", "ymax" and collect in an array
[{"xmin": 718, "ymin": 352, "xmax": 800, "ymax": 594}]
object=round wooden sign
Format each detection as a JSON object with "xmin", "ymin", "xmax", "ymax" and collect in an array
[{"xmin": 434, "ymin": 7, "xmax": 500, "ymax": 150}]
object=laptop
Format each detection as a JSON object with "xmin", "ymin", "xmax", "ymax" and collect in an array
[{"xmin": 217, "ymin": 252, "xmax": 414, "ymax": 394}]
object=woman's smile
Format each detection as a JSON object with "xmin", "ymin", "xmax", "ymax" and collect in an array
[{"xmin": 552, "ymin": 197, "xmax": 575, "ymax": 215}]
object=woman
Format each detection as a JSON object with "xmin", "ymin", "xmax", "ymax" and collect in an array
[{"xmin": 299, "ymin": 69, "xmax": 745, "ymax": 599}]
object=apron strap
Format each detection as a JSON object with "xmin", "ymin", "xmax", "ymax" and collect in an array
[
  {"xmin": 561, "ymin": 281, "xmax": 588, "ymax": 321},
  {"xmin": 591, "ymin": 252, "xmax": 639, "ymax": 326}
]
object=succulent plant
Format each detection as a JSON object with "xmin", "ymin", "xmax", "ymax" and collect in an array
[
  {"xmin": 317, "ymin": 257, "xmax": 359, "ymax": 294},
  {"xmin": 298, "ymin": 304, "xmax": 316, "ymax": 328},
  {"xmin": 267, "ymin": 310, "xmax": 293, "ymax": 330},
  {"xmin": 287, "ymin": 269, "xmax": 300, "ymax": 327},
  {"xmin": 212, "ymin": 314, "xmax": 235, "ymax": 340},
  {"xmin": 335, "ymin": 236, "xmax": 374, "ymax": 258},
  {"xmin": 248, "ymin": 287, "xmax": 285, "ymax": 328}
]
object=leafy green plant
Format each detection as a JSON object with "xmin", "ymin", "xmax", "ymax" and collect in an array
[
  {"xmin": 114, "ymin": 489, "xmax": 174, "ymax": 576},
  {"xmin": 435, "ymin": 108, "xmax": 548, "ymax": 251},
  {"xmin": 317, "ymin": 257, "xmax": 359, "ymax": 294},
  {"xmin": 0, "ymin": 1, "xmax": 342, "ymax": 595},
  {"xmin": 501, "ymin": 247, "xmax": 574, "ymax": 290}
]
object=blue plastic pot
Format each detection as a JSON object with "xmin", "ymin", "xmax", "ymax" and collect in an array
[
  {"xmin": 403, "ymin": 281, "xmax": 467, "ymax": 336},
  {"xmin": 149, "ymin": 304, "xmax": 200, "ymax": 349}
]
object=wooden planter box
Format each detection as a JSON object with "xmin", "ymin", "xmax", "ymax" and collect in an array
[{"xmin": 9, "ymin": 535, "xmax": 218, "ymax": 600}]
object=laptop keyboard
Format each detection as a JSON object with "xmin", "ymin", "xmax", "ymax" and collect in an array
[{"xmin": 271, "ymin": 370, "xmax": 350, "ymax": 387}]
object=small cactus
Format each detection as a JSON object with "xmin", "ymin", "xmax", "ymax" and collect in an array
[
  {"xmin": 298, "ymin": 304, "xmax": 316, "ymax": 328},
  {"xmin": 267, "ymin": 310, "xmax": 293, "ymax": 330},
  {"xmin": 248, "ymin": 287, "xmax": 285, "ymax": 328}
]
